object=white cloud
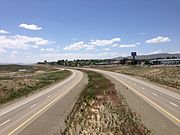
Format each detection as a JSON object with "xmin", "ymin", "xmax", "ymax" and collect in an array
[
  {"xmin": 112, "ymin": 43, "xmax": 119, "ymax": 47},
  {"xmin": 103, "ymin": 48, "xmax": 111, "ymax": 51},
  {"xmin": 40, "ymin": 48, "xmax": 54, "ymax": 52},
  {"xmin": 63, "ymin": 41, "xmax": 88, "ymax": 50},
  {"xmin": 0, "ymin": 48, "xmax": 7, "ymax": 54},
  {"xmin": 64, "ymin": 38, "xmax": 121, "ymax": 51},
  {"xmin": 145, "ymin": 36, "xmax": 170, "ymax": 44},
  {"xmin": 119, "ymin": 44, "xmax": 136, "ymax": 48},
  {"xmin": 148, "ymin": 50, "xmax": 162, "ymax": 55},
  {"xmin": 10, "ymin": 50, "xmax": 18, "ymax": 59},
  {"xmin": 111, "ymin": 38, "xmax": 121, "ymax": 42},
  {"xmin": 19, "ymin": 23, "xmax": 42, "ymax": 30},
  {"xmin": 63, "ymin": 41, "xmax": 95, "ymax": 51},
  {"xmin": 97, "ymin": 52, "xmax": 120, "ymax": 58},
  {"xmin": 0, "ymin": 35, "xmax": 54, "ymax": 50},
  {"xmin": 86, "ymin": 45, "xmax": 96, "ymax": 50},
  {"xmin": 113, "ymin": 42, "xmax": 140, "ymax": 48},
  {"xmin": 0, "ymin": 29, "xmax": 9, "ymax": 34},
  {"xmin": 136, "ymin": 42, "xmax": 141, "ymax": 45},
  {"xmin": 90, "ymin": 38, "xmax": 121, "ymax": 46}
]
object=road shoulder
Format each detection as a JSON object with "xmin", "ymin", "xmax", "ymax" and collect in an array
[
  {"xmin": 104, "ymin": 74, "xmax": 180, "ymax": 135},
  {"xmin": 18, "ymin": 72, "xmax": 88, "ymax": 135}
]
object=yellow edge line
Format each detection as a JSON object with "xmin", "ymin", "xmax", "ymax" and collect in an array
[
  {"xmin": 8, "ymin": 71, "xmax": 83, "ymax": 135},
  {"xmin": 108, "ymin": 74, "xmax": 180, "ymax": 123}
]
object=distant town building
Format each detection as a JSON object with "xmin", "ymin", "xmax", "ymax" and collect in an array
[
  {"xmin": 150, "ymin": 59, "xmax": 180, "ymax": 65},
  {"xmin": 18, "ymin": 69, "xmax": 27, "ymax": 72},
  {"xmin": 95, "ymin": 62, "xmax": 109, "ymax": 65},
  {"xmin": 109, "ymin": 61, "xmax": 121, "ymax": 65}
]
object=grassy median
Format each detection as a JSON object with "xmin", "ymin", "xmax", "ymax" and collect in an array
[
  {"xmin": 0, "ymin": 70, "xmax": 71, "ymax": 104},
  {"xmin": 62, "ymin": 70, "xmax": 151, "ymax": 135}
]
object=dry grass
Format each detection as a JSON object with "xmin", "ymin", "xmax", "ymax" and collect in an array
[
  {"xmin": 97, "ymin": 66, "xmax": 180, "ymax": 90},
  {"xmin": 62, "ymin": 70, "xmax": 151, "ymax": 135},
  {"xmin": 0, "ymin": 65, "xmax": 71, "ymax": 104}
]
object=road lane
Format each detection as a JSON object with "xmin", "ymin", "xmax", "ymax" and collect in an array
[
  {"xmin": 84, "ymin": 68, "xmax": 180, "ymax": 127},
  {"xmin": 0, "ymin": 69, "xmax": 83, "ymax": 135}
]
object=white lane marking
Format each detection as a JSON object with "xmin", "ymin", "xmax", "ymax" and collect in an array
[
  {"xmin": 30, "ymin": 104, "xmax": 37, "ymax": 108},
  {"xmin": 84, "ymin": 69, "xmax": 180, "ymax": 123},
  {"xmin": 117, "ymin": 73, "xmax": 180, "ymax": 100},
  {"xmin": 47, "ymin": 95, "xmax": 52, "ymax": 98},
  {"xmin": 8, "ymin": 71, "xmax": 83, "ymax": 135},
  {"xmin": 152, "ymin": 93, "xmax": 157, "ymax": 96},
  {"xmin": 134, "ymin": 83, "xmax": 136, "ymax": 85},
  {"xmin": 105, "ymin": 72, "xmax": 180, "ymax": 123},
  {"xmin": 169, "ymin": 102, "xmax": 178, "ymax": 107},
  {"xmin": 141, "ymin": 87, "xmax": 145, "ymax": 90},
  {"xmin": 0, "ymin": 70, "xmax": 75, "ymax": 117},
  {"xmin": 0, "ymin": 119, "xmax": 11, "ymax": 126}
]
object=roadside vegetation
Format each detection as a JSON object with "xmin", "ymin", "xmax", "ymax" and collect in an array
[
  {"xmin": 62, "ymin": 70, "xmax": 150, "ymax": 135},
  {"xmin": 0, "ymin": 65, "xmax": 71, "ymax": 104},
  {"xmin": 97, "ymin": 66, "xmax": 180, "ymax": 91}
]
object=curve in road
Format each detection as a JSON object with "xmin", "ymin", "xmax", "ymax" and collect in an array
[
  {"xmin": 0, "ymin": 69, "xmax": 83, "ymax": 135},
  {"xmin": 84, "ymin": 68, "xmax": 180, "ymax": 127}
]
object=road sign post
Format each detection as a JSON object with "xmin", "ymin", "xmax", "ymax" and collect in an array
[{"xmin": 131, "ymin": 52, "xmax": 137, "ymax": 65}]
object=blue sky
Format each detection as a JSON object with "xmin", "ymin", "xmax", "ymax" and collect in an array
[{"xmin": 0, "ymin": 0, "xmax": 179, "ymax": 63}]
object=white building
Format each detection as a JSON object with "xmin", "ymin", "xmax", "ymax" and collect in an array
[{"xmin": 150, "ymin": 59, "xmax": 180, "ymax": 65}]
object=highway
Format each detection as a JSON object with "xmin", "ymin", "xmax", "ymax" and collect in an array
[
  {"xmin": 0, "ymin": 69, "xmax": 83, "ymax": 135},
  {"xmin": 0, "ymin": 68, "xmax": 179, "ymax": 135},
  {"xmin": 86, "ymin": 68, "xmax": 180, "ymax": 127}
]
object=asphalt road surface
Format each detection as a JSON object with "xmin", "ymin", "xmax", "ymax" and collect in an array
[
  {"xmin": 0, "ymin": 69, "xmax": 83, "ymax": 135},
  {"xmin": 0, "ymin": 68, "xmax": 179, "ymax": 135},
  {"xmin": 85, "ymin": 68, "xmax": 180, "ymax": 127}
]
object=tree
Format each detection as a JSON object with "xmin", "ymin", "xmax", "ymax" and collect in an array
[{"xmin": 57, "ymin": 60, "xmax": 65, "ymax": 65}]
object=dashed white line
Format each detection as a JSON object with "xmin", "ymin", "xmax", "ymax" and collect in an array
[
  {"xmin": 152, "ymin": 93, "xmax": 157, "ymax": 96},
  {"xmin": 0, "ymin": 119, "xmax": 11, "ymax": 126},
  {"xmin": 30, "ymin": 104, "xmax": 36, "ymax": 108},
  {"xmin": 141, "ymin": 87, "xmax": 145, "ymax": 90},
  {"xmin": 47, "ymin": 95, "xmax": 52, "ymax": 98},
  {"xmin": 169, "ymin": 102, "xmax": 178, "ymax": 107}
]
